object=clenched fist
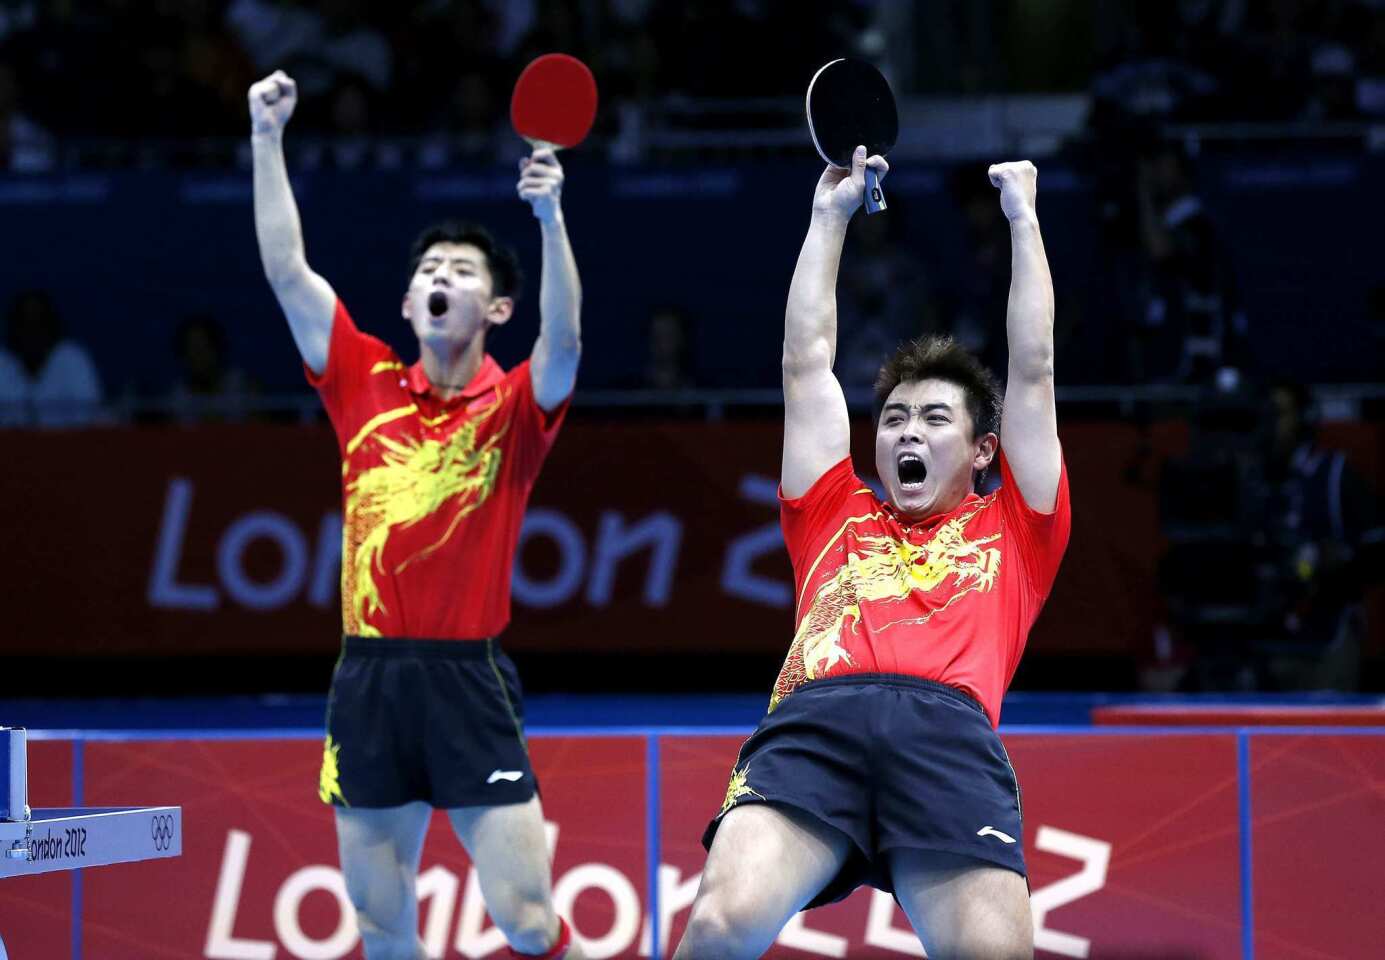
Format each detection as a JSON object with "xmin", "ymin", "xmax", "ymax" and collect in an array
[
  {"xmin": 988, "ymin": 161, "xmax": 1037, "ymax": 223},
  {"xmin": 248, "ymin": 70, "xmax": 298, "ymax": 136}
]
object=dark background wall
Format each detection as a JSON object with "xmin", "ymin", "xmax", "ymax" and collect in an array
[{"xmin": 3, "ymin": 145, "xmax": 1381, "ymax": 398}]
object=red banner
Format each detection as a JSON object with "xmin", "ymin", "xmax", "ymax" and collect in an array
[
  {"xmin": 2, "ymin": 730, "xmax": 1381, "ymax": 957},
  {"xmin": 1006, "ymin": 733, "xmax": 1243, "ymax": 958},
  {"xmin": 0, "ymin": 420, "xmax": 1184, "ymax": 659},
  {"xmin": 0, "ymin": 740, "xmax": 74, "ymax": 953},
  {"xmin": 73, "ymin": 736, "xmax": 648, "ymax": 960},
  {"xmin": 1250, "ymin": 733, "xmax": 1385, "ymax": 959},
  {"xmin": 3, "ymin": 420, "xmax": 1380, "ymax": 660},
  {"xmin": 660, "ymin": 733, "xmax": 1247, "ymax": 959}
]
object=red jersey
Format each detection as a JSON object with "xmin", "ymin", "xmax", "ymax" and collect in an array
[
  {"xmin": 308, "ymin": 300, "xmax": 567, "ymax": 640},
  {"xmin": 775, "ymin": 451, "xmax": 1070, "ymax": 726}
]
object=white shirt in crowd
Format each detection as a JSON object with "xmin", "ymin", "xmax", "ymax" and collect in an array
[{"xmin": 0, "ymin": 340, "xmax": 103, "ymax": 427}]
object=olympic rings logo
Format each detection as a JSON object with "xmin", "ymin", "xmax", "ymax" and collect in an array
[{"xmin": 150, "ymin": 814, "xmax": 176, "ymax": 851}]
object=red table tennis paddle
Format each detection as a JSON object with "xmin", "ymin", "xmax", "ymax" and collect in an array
[{"xmin": 511, "ymin": 53, "xmax": 598, "ymax": 151}]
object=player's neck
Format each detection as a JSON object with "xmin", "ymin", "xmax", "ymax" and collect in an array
[
  {"xmin": 895, "ymin": 488, "xmax": 971, "ymax": 524},
  {"xmin": 418, "ymin": 332, "xmax": 487, "ymax": 400}
]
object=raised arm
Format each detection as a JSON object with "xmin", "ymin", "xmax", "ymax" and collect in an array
[
  {"xmin": 518, "ymin": 148, "xmax": 581, "ymax": 412},
  {"xmin": 249, "ymin": 71, "xmax": 336, "ymax": 376},
  {"xmin": 782, "ymin": 147, "xmax": 888, "ymax": 498},
  {"xmin": 991, "ymin": 161, "xmax": 1061, "ymax": 511}
]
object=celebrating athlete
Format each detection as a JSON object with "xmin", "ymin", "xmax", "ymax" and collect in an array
[
  {"xmin": 675, "ymin": 148, "xmax": 1069, "ymax": 959},
  {"xmin": 250, "ymin": 70, "xmax": 584, "ymax": 960}
]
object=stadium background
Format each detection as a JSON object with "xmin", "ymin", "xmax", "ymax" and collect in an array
[{"xmin": 1, "ymin": 1, "xmax": 1382, "ymax": 957}]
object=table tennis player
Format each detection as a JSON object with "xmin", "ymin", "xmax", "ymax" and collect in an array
[
  {"xmin": 674, "ymin": 148, "xmax": 1070, "ymax": 959},
  {"xmin": 248, "ymin": 66, "xmax": 586, "ymax": 960}
]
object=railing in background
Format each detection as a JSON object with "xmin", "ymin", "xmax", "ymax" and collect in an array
[
  {"xmin": 11, "ymin": 106, "xmax": 1383, "ymax": 171},
  {"xmin": 4, "ymin": 381, "xmax": 1385, "ymax": 427}
]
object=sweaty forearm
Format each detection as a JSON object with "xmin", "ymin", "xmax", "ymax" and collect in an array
[
  {"xmin": 1005, "ymin": 215, "xmax": 1055, "ymax": 382},
  {"xmin": 251, "ymin": 131, "xmax": 308, "ymax": 285},
  {"xmin": 784, "ymin": 213, "xmax": 849, "ymax": 371}
]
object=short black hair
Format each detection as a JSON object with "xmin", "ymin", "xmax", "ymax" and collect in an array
[
  {"xmin": 1268, "ymin": 378, "xmax": 1317, "ymax": 440},
  {"xmin": 174, "ymin": 313, "xmax": 226, "ymax": 356},
  {"xmin": 5, "ymin": 289, "xmax": 61, "ymax": 346},
  {"xmin": 405, "ymin": 221, "xmax": 522, "ymax": 300},
  {"xmin": 873, "ymin": 335, "xmax": 1002, "ymax": 440}
]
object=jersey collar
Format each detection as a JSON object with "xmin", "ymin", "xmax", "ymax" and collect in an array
[
  {"xmin": 883, "ymin": 490, "xmax": 983, "ymax": 529},
  {"xmin": 405, "ymin": 354, "xmax": 504, "ymax": 399}
]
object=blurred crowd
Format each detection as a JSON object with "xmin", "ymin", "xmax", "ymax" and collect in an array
[
  {"xmin": 4, "ymin": 1, "xmax": 1382, "ymax": 401},
  {"xmin": 2, "ymin": 1, "xmax": 1378, "ymax": 390},
  {"xmin": 0, "ymin": 0, "xmax": 863, "ymax": 163},
  {"xmin": 0, "ymin": 291, "xmax": 257, "ymax": 426},
  {"xmin": 1087, "ymin": 0, "xmax": 1385, "ymax": 131},
  {"xmin": 2, "ymin": 0, "xmax": 1383, "ymax": 169},
  {"xmin": 1152, "ymin": 382, "xmax": 1384, "ymax": 692}
]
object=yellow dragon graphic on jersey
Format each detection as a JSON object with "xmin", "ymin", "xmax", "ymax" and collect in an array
[
  {"xmin": 771, "ymin": 502, "xmax": 1001, "ymax": 710},
  {"xmin": 319, "ymin": 734, "xmax": 347, "ymax": 805},
  {"xmin": 341, "ymin": 389, "xmax": 508, "ymax": 635}
]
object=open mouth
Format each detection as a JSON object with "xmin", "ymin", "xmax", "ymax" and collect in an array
[
  {"xmin": 427, "ymin": 290, "xmax": 450, "ymax": 317},
  {"xmin": 897, "ymin": 452, "xmax": 927, "ymax": 490}
]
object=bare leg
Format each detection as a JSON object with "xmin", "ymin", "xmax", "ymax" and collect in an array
[
  {"xmin": 335, "ymin": 803, "xmax": 432, "ymax": 960},
  {"xmin": 673, "ymin": 804, "xmax": 851, "ymax": 960},
  {"xmin": 889, "ymin": 849, "xmax": 1033, "ymax": 960},
  {"xmin": 449, "ymin": 796, "xmax": 584, "ymax": 958}
]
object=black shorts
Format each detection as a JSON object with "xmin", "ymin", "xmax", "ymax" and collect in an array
[
  {"xmin": 318, "ymin": 636, "xmax": 537, "ymax": 809},
  {"xmin": 703, "ymin": 674, "xmax": 1024, "ymax": 908}
]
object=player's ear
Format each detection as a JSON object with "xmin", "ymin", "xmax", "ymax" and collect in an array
[
  {"xmin": 486, "ymin": 297, "xmax": 515, "ymax": 327},
  {"xmin": 973, "ymin": 432, "xmax": 998, "ymax": 472},
  {"xmin": 401, "ymin": 292, "xmax": 412, "ymax": 321}
]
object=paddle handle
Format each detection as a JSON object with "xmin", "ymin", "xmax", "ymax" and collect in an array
[{"xmin": 864, "ymin": 165, "xmax": 887, "ymax": 215}]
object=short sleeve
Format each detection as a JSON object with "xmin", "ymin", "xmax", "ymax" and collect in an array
[
  {"xmin": 779, "ymin": 457, "xmax": 867, "ymax": 571},
  {"xmin": 305, "ymin": 299, "xmax": 396, "ymax": 434},
  {"xmin": 995, "ymin": 448, "xmax": 1071, "ymax": 599},
  {"xmin": 504, "ymin": 359, "xmax": 569, "ymax": 485}
]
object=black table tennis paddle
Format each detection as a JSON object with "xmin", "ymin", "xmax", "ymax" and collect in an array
[{"xmin": 806, "ymin": 59, "xmax": 898, "ymax": 214}]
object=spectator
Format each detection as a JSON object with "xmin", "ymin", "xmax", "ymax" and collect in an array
[
  {"xmin": 166, "ymin": 314, "xmax": 256, "ymax": 423},
  {"xmin": 641, "ymin": 305, "xmax": 696, "ymax": 390},
  {"xmin": 1368, "ymin": 285, "xmax": 1385, "ymax": 379},
  {"xmin": 176, "ymin": 0, "xmax": 258, "ymax": 136},
  {"xmin": 512, "ymin": 0, "xmax": 592, "ymax": 73},
  {"xmin": 226, "ymin": 0, "xmax": 392, "ymax": 126},
  {"xmin": 0, "ymin": 290, "xmax": 103, "ymax": 427},
  {"xmin": 1157, "ymin": 381, "xmax": 1384, "ymax": 691},
  {"xmin": 1154, "ymin": 388, "xmax": 1265, "ymax": 690},
  {"xmin": 1304, "ymin": 43, "xmax": 1361, "ymax": 121},
  {"xmin": 445, "ymin": 71, "xmax": 504, "ymax": 157},
  {"xmin": 1253, "ymin": 382, "xmax": 1383, "ymax": 689},
  {"xmin": 1358, "ymin": 9, "xmax": 1385, "ymax": 117},
  {"xmin": 1089, "ymin": 4, "xmax": 1221, "ymax": 129},
  {"xmin": 0, "ymin": 61, "xmax": 53, "ymax": 171},
  {"xmin": 1133, "ymin": 148, "xmax": 1247, "ymax": 384},
  {"xmin": 395, "ymin": 1, "xmax": 504, "ymax": 134},
  {"xmin": 326, "ymin": 77, "xmax": 373, "ymax": 167}
]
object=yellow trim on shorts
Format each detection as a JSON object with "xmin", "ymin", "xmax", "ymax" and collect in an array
[{"xmin": 486, "ymin": 638, "xmax": 530, "ymax": 760}]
